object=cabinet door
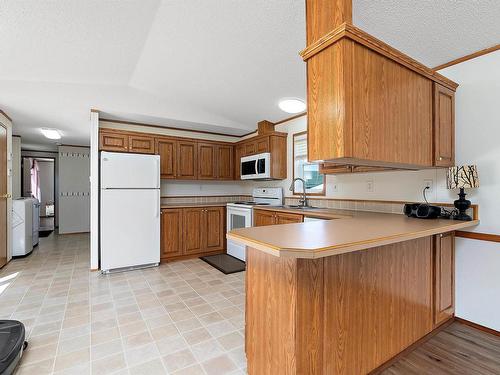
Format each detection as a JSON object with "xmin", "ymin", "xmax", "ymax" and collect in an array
[
  {"xmin": 245, "ymin": 141, "xmax": 256, "ymax": 156},
  {"xmin": 433, "ymin": 84, "xmax": 455, "ymax": 167},
  {"xmin": 183, "ymin": 208, "xmax": 204, "ymax": 255},
  {"xmin": 129, "ymin": 135, "xmax": 155, "ymax": 154},
  {"xmin": 434, "ymin": 232, "xmax": 455, "ymax": 326},
  {"xmin": 276, "ymin": 212, "xmax": 303, "ymax": 225},
  {"xmin": 100, "ymin": 131, "xmax": 128, "ymax": 152},
  {"xmin": 156, "ymin": 138, "xmax": 177, "ymax": 179},
  {"xmin": 256, "ymin": 137, "xmax": 270, "ymax": 153},
  {"xmin": 177, "ymin": 141, "xmax": 197, "ymax": 179},
  {"xmin": 234, "ymin": 145, "xmax": 244, "ymax": 180},
  {"xmin": 198, "ymin": 143, "xmax": 217, "ymax": 179},
  {"xmin": 160, "ymin": 209, "xmax": 183, "ymax": 259},
  {"xmin": 254, "ymin": 210, "xmax": 276, "ymax": 227},
  {"xmin": 217, "ymin": 145, "xmax": 234, "ymax": 180},
  {"xmin": 204, "ymin": 207, "xmax": 225, "ymax": 252}
]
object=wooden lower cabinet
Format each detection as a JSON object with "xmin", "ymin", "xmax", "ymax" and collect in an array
[
  {"xmin": 254, "ymin": 209, "xmax": 303, "ymax": 226},
  {"xmin": 160, "ymin": 208, "xmax": 183, "ymax": 258},
  {"xmin": 160, "ymin": 206, "xmax": 225, "ymax": 262},
  {"xmin": 434, "ymin": 231, "xmax": 455, "ymax": 326},
  {"xmin": 246, "ymin": 234, "xmax": 457, "ymax": 375}
]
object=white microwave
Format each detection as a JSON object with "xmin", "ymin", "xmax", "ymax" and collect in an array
[{"xmin": 240, "ymin": 152, "xmax": 271, "ymax": 180}]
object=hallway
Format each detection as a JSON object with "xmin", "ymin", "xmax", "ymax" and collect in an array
[{"xmin": 0, "ymin": 233, "xmax": 246, "ymax": 374}]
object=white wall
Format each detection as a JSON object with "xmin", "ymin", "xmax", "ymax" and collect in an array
[
  {"xmin": 11, "ymin": 136, "xmax": 21, "ymax": 199},
  {"xmin": 0, "ymin": 112, "xmax": 13, "ymax": 261},
  {"xmin": 439, "ymin": 51, "xmax": 500, "ymax": 331},
  {"xmin": 58, "ymin": 146, "xmax": 90, "ymax": 234}
]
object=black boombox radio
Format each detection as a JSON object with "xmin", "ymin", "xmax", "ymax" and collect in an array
[{"xmin": 403, "ymin": 203, "xmax": 442, "ymax": 219}]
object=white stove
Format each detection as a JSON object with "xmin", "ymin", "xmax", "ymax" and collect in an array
[{"xmin": 226, "ymin": 188, "xmax": 283, "ymax": 261}]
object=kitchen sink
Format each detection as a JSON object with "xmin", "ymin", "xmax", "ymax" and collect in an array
[{"xmin": 280, "ymin": 205, "xmax": 321, "ymax": 210}]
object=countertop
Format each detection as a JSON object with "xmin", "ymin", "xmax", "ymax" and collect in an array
[
  {"xmin": 227, "ymin": 207, "xmax": 479, "ymax": 259},
  {"xmin": 161, "ymin": 203, "xmax": 227, "ymax": 209}
]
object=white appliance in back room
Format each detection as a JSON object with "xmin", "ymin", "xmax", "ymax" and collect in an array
[
  {"xmin": 226, "ymin": 187, "xmax": 283, "ymax": 261},
  {"xmin": 100, "ymin": 151, "xmax": 160, "ymax": 273},
  {"xmin": 12, "ymin": 197, "xmax": 35, "ymax": 257}
]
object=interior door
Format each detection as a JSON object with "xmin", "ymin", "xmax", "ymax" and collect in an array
[{"xmin": 0, "ymin": 124, "xmax": 6, "ymax": 268}]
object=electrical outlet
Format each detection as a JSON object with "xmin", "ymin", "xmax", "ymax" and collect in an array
[
  {"xmin": 423, "ymin": 179, "xmax": 433, "ymax": 193},
  {"xmin": 332, "ymin": 183, "xmax": 339, "ymax": 193},
  {"xmin": 367, "ymin": 179, "xmax": 374, "ymax": 193}
]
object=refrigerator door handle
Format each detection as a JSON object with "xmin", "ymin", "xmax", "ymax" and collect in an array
[{"xmin": 157, "ymin": 192, "xmax": 160, "ymax": 218}]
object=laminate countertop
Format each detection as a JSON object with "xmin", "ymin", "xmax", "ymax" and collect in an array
[
  {"xmin": 227, "ymin": 207, "xmax": 479, "ymax": 259},
  {"xmin": 160, "ymin": 203, "xmax": 227, "ymax": 209}
]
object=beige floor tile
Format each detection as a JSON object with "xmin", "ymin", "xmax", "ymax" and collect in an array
[
  {"xmin": 20, "ymin": 342, "xmax": 57, "ymax": 366},
  {"xmin": 198, "ymin": 311, "xmax": 225, "ymax": 325},
  {"xmin": 182, "ymin": 327, "xmax": 212, "ymax": 346},
  {"xmin": 201, "ymin": 354, "xmax": 237, "ymax": 375},
  {"xmin": 57, "ymin": 334, "xmax": 90, "ymax": 355},
  {"xmin": 54, "ymin": 347, "xmax": 90, "ymax": 372},
  {"xmin": 16, "ymin": 357, "xmax": 55, "ymax": 375},
  {"xmin": 155, "ymin": 335, "xmax": 188, "ymax": 356},
  {"xmin": 217, "ymin": 331, "xmax": 244, "ymax": 351},
  {"xmin": 175, "ymin": 317, "xmax": 202, "ymax": 333},
  {"xmin": 190, "ymin": 338, "xmax": 225, "ymax": 362},
  {"xmin": 119, "ymin": 320, "xmax": 148, "ymax": 337},
  {"xmin": 91, "ymin": 326, "xmax": 121, "ymax": 346},
  {"xmin": 90, "ymin": 338, "xmax": 123, "ymax": 361},
  {"xmin": 125, "ymin": 342, "xmax": 161, "ymax": 367},
  {"xmin": 171, "ymin": 364, "xmax": 205, "ymax": 375},
  {"xmin": 129, "ymin": 358, "xmax": 167, "ymax": 375},
  {"xmin": 91, "ymin": 352, "xmax": 127, "ymax": 375},
  {"xmin": 162, "ymin": 348, "xmax": 197, "ymax": 373},
  {"xmin": 122, "ymin": 330, "xmax": 154, "ymax": 350},
  {"xmin": 151, "ymin": 323, "xmax": 179, "ymax": 341}
]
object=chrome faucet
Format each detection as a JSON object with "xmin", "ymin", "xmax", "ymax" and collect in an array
[{"xmin": 289, "ymin": 178, "xmax": 308, "ymax": 207}]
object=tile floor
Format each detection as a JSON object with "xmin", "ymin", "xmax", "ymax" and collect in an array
[{"xmin": 0, "ymin": 232, "xmax": 246, "ymax": 374}]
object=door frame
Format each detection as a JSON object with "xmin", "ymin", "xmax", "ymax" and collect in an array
[{"xmin": 0, "ymin": 122, "xmax": 7, "ymax": 268}]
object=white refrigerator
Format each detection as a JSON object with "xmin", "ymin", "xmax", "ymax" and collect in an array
[{"xmin": 100, "ymin": 151, "xmax": 160, "ymax": 273}]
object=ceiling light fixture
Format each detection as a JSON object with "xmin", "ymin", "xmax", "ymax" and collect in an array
[
  {"xmin": 41, "ymin": 128, "xmax": 62, "ymax": 140},
  {"xmin": 278, "ymin": 98, "xmax": 306, "ymax": 114}
]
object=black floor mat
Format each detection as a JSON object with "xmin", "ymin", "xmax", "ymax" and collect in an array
[
  {"xmin": 200, "ymin": 254, "xmax": 246, "ymax": 275},
  {"xmin": 39, "ymin": 230, "xmax": 53, "ymax": 238}
]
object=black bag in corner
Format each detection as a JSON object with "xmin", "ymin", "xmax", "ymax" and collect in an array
[{"xmin": 0, "ymin": 320, "xmax": 26, "ymax": 375}]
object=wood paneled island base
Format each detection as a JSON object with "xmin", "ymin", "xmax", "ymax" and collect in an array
[{"xmin": 245, "ymin": 236, "xmax": 452, "ymax": 375}]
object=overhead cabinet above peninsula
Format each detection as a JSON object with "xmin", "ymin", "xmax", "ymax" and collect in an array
[{"xmin": 301, "ymin": 1, "xmax": 458, "ymax": 170}]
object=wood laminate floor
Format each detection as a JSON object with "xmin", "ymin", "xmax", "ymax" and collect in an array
[{"xmin": 382, "ymin": 322, "xmax": 500, "ymax": 375}]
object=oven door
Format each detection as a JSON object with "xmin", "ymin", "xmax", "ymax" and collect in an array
[{"xmin": 227, "ymin": 206, "xmax": 252, "ymax": 261}]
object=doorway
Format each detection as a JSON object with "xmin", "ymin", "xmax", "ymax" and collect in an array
[
  {"xmin": 0, "ymin": 124, "xmax": 7, "ymax": 268},
  {"xmin": 22, "ymin": 157, "xmax": 55, "ymax": 235}
]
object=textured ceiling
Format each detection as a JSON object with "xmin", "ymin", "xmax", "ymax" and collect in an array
[{"xmin": 0, "ymin": 0, "xmax": 499, "ymax": 148}]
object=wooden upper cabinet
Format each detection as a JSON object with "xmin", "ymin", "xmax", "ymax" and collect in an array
[
  {"xmin": 254, "ymin": 209, "xmax": 276, "ymax": 227},
  {"xmin": 245, "ymin": 141, "xmax": 256, "ymax": 156},
  {"xmin": 434, "ymin": 84, "xmax": 455, "ymax": 167},
  {"xmin": 100, "ymin": 131, "xmax": 128, "ymax": 152},
  {"xmin": 217, "ymin": 145, "xmax": 234, "ymax": 180},
  {"xmin": 156, "ymin": 138, "xmax": 177, "ymax": 179},
  {"xmin": 204, "ymin": 207, "xmax": 225, "ymax": 252},
  {"xmin": 177, "ymin": 141, "xmax": 197, "ymax": 179},
  {"xmin": 301, "ymin": 20, "xmax": 457, "ymax": 170},
  {"xmin": 129, "ymin": 134, "xmax": 154, "ymax": 154},
  {"xmin": 434, "ymin": 232, "xmax": 455, "ymax": 326},
  {"xmin": 183, "ymin": 208, "xmax": 204, "ymax": 255},
  {"xmin": 234, "ymin": 145, "xmax": 244, "ymax": 180},
  {"xmin": 256, "ymin": 138, "xmax": 269, "ymax": 153},
  {"xmin": 160, "ymin": 208, "xmax": 183, "ymax": 259},
  {"xmin": 197, "ymin": 143, "xmax": 217, "ymax": 179}
]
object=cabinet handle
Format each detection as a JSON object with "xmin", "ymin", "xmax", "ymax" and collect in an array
[
  {"xmin": 439, "ymin": 234, "xmax": 443, "ymax": 238},
  {"xmin": 439, "ymin": 157, "xmax": 443, "ymax": 161}
]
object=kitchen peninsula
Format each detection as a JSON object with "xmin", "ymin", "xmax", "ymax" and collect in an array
[{"xmin": 227, "ymin": 210, "xmax": 479, "ymax": 374}]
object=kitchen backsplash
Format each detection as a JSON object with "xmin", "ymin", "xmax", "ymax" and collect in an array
[{"xmin": 160, "ymin": 195, "xmax": 251, "ymax": 205}]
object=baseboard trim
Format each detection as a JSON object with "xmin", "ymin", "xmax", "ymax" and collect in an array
[
  {"xmin": 455, "ymin": 317, "xmax": 500, "ymax": 337},
  {"xmin": 369, "ymin": 318, "xmax": 455, "ymax": 374}
]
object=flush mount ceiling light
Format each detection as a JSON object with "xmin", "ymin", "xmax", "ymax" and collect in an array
[
  {"xmin": 278, "ymin": 98, "xmax": 306, "ymax": 114},
  {"xmin": 41, "ymin": 128, "xmax": 62, "ymax": 140}
]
